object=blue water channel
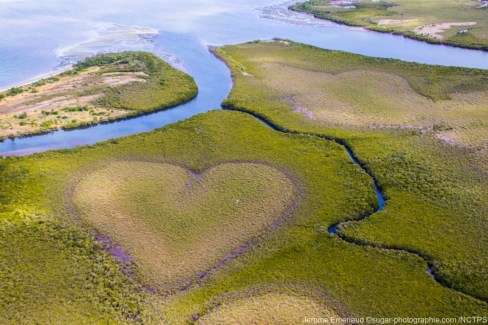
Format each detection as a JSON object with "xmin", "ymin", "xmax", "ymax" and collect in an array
[{"xmin": 1, "ymin": 0, "xmax": 487, "ymax": 155}]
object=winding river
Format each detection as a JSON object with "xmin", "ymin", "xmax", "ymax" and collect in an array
[
  {"xmin": 1, "ymin": 0, "xmax": 487, "ymax": 304},
  {"xmin": 224, "ymin": 105, "xmax": 485, "ymax": 303},
  {"xmin": 1, "ymin": 0, "xmax": 488, "ymax": 155}
]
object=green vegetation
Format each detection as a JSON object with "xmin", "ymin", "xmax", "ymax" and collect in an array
[
  {"xmin": 0, "ymin": 216, "xmax": 155, "ymax": 323},
  {"xmin": 0, "ymin": 110, "xmax": 486, "ymax": 322},
  {"xmin": 75, "ymin": 52, "xmax": 197, "ymax": 111},
  {"xmin": 40, "ymin": 120, "xmax": 53, "ymax": 128},
  {"xmin": 6, "ymin": 87, "xmax": 24, "ymax": 96},
  {"xmin": 30, "ymin": 77, "xmax": 60, "ymax": 88},
  {"xmin": 2, "ymin": 39, "xmax": 488, "ymax": 322},
  {"xmin": 292, "ymin": 0, "xmax": 488, "ymax": 50},
  {"xmin": 73, "ymin": 161, "xmax": 297, "ymax": 287},
  {"xmin": 16, "ymin": 112, "xmax": 27, "ymax": 119},
  {"xmin": 216, "ymin": 40, "xmax": 488, "ymax": 302},
  {"xmin": 63, "ymin": 106, "xmax": 91, "ymax": 112},
  {"xmin": 31, "ymin": 80, "xmax": 46, "ymax": 87},
  {"xmin": 0, "ymin": 51, "xmax": 197, "ymax": 139},
  {"xmin": 197, "ymin": 290, "xmax": 338, "ymax": 324}
]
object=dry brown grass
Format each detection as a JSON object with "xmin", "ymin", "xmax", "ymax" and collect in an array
[
  {"xmin": 0, "ymin": 51, "xmax": 198, "ymax": 139},
  {"xmin": 414, "ymin": 22, "xmax": 478, "ymax": 40}
]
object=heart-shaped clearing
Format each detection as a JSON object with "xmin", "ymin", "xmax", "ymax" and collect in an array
[
  {"xmin": 197, "ymin": 292, "xmax": 341, "ymax": 325},
  {"xmin": 72, "ymin": 161, "xmax": 297, "ymax": 285}
]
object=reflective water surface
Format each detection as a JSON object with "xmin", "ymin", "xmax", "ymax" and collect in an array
[{"xmin": 1, "ymin": 0, "xmax": 487, "ymax": 155}]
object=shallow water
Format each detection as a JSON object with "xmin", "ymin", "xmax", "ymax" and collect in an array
[{"xmin": 1, "ymin": 0, "xmax": 488, "ymax": 155}]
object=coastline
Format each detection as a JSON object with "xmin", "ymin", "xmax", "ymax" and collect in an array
[
  {"xmin": 0, "ymin": 92, "xmax": 198, "ymax": 145},
  {"xmin": 0, "ymin": 65, "xmax": 73, "ymax": 93},
  {"xmin": 289, "ymin": 6, "xmax": 488, "ymax": 53},
  {"xmin": 0, "ymin": 52, "xmax": 198, "ymax": 145}
]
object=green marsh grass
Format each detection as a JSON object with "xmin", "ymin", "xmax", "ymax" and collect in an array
[
  {"xmin": 2, "ymin": 110, "xmax": 486, "ymax": 322},
  {"xmin": 216, "ymin": 40, "xmax": 488, "ymax": 302},
  {"xmin": 72, "ymin": 160, "xmax": 297, "ymax": 287}
]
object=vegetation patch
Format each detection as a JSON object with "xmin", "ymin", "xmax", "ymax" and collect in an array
[
  {"xmin": 291, "ymin": 0, "xmax": 488, "ymax": 50},
  {"xmin": 197, "ymin": 291, "xmax": 340, "ymax": 324},
  {"xmin": 217, "ymin": 41, "xmax": 488, "ymax": 149},
  {"xmin": 216, "ymin": 40, "xmax": 488, "ymax": 302},
  {"xmin": 0, "ymin": 216, "xmax": 164, "ymax": 324},
  {"xmin": 0, "ymin": 51, "xmax": 197, "ymax": 139},
  {"xmin": 72, "ymin": 160, "xmax": 299, "ymax": 288},
  {"xmin": 3, "ymin": 110, "xmax": 485, "ymax": 321}
]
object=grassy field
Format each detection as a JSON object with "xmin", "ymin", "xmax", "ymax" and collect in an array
[
  {"xmin": 0, "ymin": 51, "xmax": 197, "ymax": 139},
  {"xmin": 73, "ymin": 160, "xmax": 297, "ymax": 287},
  {"xmin": 217, "ymin": 40, "xmax": 488, "ymax": 149},
  {"xmin": 292, "ymin": 0, "xmax": 488, "ymax": 50},
  {"xmin": 197, "ymin": 290, "xmax": 339, "ymax": 324},
  {"xmin": 2, "ymin": 110, "xmax": 486, "ymax": 322},
  {"xmin": 216, "ymin": 40, "xmax": 488, "ymax": 302}
]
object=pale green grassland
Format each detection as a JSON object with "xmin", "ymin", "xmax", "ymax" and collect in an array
[
  {"xmin": 0, "ymin": 51, "xmax": 197, "ymax": 139},
  {"xmin": 292, "ymin": 0, "xmax": 488, "ymax": 50},
  {"xmin": 73, "ymin": 161, "xmax": 296, "ymax": 287},
  {"xmin": 2, "ymin": 111, "xmax": 486, "ymax": 323},
  {"xmin": 219, "ymin": 40, "xmax": 488, "ymax": 149},
  {"xmin": 217, "ymin": 41, "xmax": 488, "ymax": 302},
  {"xmin": 197, "ymin": 292, "xmax": 338, "ymax": 324},
  {"xmin": 261, "ymin": 66, "xmax": 488, "ymax": 147}
]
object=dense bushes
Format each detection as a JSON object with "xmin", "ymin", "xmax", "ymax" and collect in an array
[
  {"xmin": 0, "ymin": 217, "xmax": 146, "ymax": 323},
  {"xmin": 216, "ymin": 40, "xmax": 488, "ymax": 302},
  {"xmin": 79, "ymin": 52, "xmax": 198, "ymax": 112},
  {"xmin": 1, "ymin": 110, "xmax": 486, "ymax": 322}
]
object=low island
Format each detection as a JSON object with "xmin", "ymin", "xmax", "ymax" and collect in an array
[{"xmin": 0, "ymin": 51, "xmax": 197, "ymax": 139}]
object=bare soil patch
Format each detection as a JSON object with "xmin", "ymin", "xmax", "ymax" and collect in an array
[
  {"xmin": 414, "ymin": 22, "xmax": 477, "ymax": 40},
  {"xmin": 0, "ymin": 68, "xmax": 148, "ymax": 139},
  {"xmin": 378, "ymin": 19, "xmax": 418, "ymax": 26}
]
